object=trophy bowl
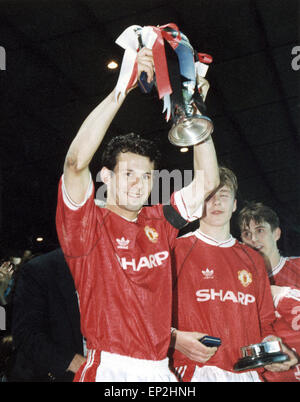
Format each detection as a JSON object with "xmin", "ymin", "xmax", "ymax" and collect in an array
[
  {"xmin": 233, "ymin": 340, "xmax": 289, "ymax": 372},
  {"xmin": 168, "ymin": 114, "xmax": 214, "ymax": 147},
  {"xmin": 115, "ymin": 24, "xmax": 214, "ymax": 147}
]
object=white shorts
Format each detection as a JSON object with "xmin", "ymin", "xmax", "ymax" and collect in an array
[
  {"xmin": 191, "ymin": 365, "xmax": 261, "ymax": 382},
  {"xmin": 95, "ymin": 351, "xmax": 178, "ymax": 382}
]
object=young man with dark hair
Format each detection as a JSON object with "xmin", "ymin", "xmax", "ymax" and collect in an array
[
  {"xmin": 56, "ymin": 48, "xmax": 219, "ymax": 382},
  {"xmin": 170, "ymin": 167, "xmax": 297, "ymax": 382},
  {"xmin": 238, "ymin": 202, "xmax": 300, "ymax": 288},
  {"xmin": 101, "ymin": 132, "xmax": 161, "ymax": 172},
  {"xmin": 238, "ymin": 202, "xmax": 300, "ymax": 381}
]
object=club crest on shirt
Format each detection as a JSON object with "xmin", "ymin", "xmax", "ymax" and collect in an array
[
  {"xmin": 144, "ymin": 225, "xmax": 159, "ymax": 243},
  {"xmin": 238, "ymin": 269, "xmax": 252, "ymax": 287}
]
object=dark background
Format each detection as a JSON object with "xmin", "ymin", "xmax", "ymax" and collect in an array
[{"xmin": 0, "ymin": 0, "xmax": 299, "ymax": 257}]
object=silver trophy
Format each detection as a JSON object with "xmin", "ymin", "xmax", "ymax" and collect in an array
[
  {"xmin": 133, "ymin": 25, "xmax": 214, "ymax": 147},
  {"xmin": 168, "ymin": 74, "xmax": 213, "ymax": 147},
  {"xmin": 233, "ymin": 340, "xmax": 289, "ymax": 371}
]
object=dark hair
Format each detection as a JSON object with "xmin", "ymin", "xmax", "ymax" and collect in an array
[
  {"xmin": 238, "ymin": 201, "xmax": 280, "ymax": 232},
  {"xmin": 101, "ymin": 132, "xmax": 161, "ymax": 171}
]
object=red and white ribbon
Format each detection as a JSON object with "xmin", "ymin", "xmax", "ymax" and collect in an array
[{"xmin": 115, "ymin": 23, "xmax": 182, "ymax": 102}]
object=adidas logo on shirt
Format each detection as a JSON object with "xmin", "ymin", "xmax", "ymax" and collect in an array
[{"xmin": 116, "ymin": 237, "xmax": 130, "ymax": 249}]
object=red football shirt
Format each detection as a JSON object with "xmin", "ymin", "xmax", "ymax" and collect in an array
[
  {"xmin": 171, "ymin": 230, "xmax": 277, "ymax": 379},
  {"xmin": 262, "ymin": 255, "xmax": 300, "ymax": 382},
  {"xmin": 269, "ymin": 256, "xmax": 300, "ymax": 288},
  {"xmin": 56, "ymin": 176, "xmax": 198, "ymax": 361}
]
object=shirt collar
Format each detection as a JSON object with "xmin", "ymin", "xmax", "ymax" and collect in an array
[
  {"xmin": 269, "ymin": 256, "xmax": 287, "ymax": 277},
  {"xmin": 194, "ymin": 229, "xmax": 236, "ymax": 248}
]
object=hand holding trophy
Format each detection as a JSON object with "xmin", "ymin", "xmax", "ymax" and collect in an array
[
  {"xmin": 115, "ymin": 23, "xmax": 214, "ymax": 146},
  {"xmin": 233, "ymin": 339, "xmax": 290, "ymax": 372}
]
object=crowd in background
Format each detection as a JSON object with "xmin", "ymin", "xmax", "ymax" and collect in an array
[{"xmin": 0, "ymin": 249, "xmax": 35, "ymax": 381}]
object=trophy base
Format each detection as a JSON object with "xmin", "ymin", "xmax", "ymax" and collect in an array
[
  {"xmin": 168, "ymin": 115, "xmax": 214, "ymax": 147},
  {"xmin": 233, "ymin": 352, "xmax": 289, "ymax": 372}
]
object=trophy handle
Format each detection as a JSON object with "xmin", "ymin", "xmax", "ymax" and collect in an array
[{"xmin": 197, "ymin": 77, "xmax": 210, "ymax": 102}]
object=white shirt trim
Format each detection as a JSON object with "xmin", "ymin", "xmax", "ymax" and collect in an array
[
  {"xmin": 272, "ymin": 286, "xmax": 291, "ymax": 308},
  {"xmin": 62, "ymin": 173, "xmax": 93, "ymax": 211},
  {"xmin": 174, "ymin": 189, "xmax": 203, "ymax": 222},
  {"xmin": 269, "ymin": 256, "xmax": 287, "ymax": 278},
  {"xmin": 273, "ymin": 286, "xmax": 300, "ymax": 308},
  {"xmin": 180, "ymin": 229, "xmax": 236, "ymax": 248}
]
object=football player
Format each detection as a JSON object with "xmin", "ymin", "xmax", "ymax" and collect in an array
[
  {"xmin": 56, "ymin": 48, "xmax": 219, "ymax": 381},
  {"xmin": 170, "ymin": 167, "xmax": 297, "ymax": 381},
  {"xmin": 238, "ymin": 202, "xmax": 300, "ymax": 381}
]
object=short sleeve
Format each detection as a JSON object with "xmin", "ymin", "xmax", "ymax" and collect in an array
[
  {"xmin": 56, "ymin": 175, "xmax": 101, "ymax": 257},
  {"xmin": 173, "ymin": 189, "xmax": 203, "ymax": 221}
]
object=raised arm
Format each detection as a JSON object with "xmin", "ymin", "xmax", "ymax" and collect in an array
[
  {"xmin": 63, "ymin": 48, "xmax": 154, "ymax": 205},
  {"xmin": 63, "ymin": 89, "xmax": 125, "ymax": 205},
  {"xmin": 180, "ymin": 135, "xmax": 219, "ymax": 218}
]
